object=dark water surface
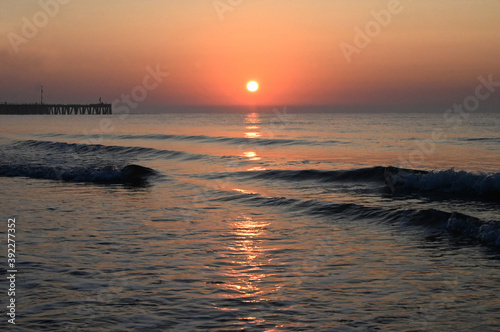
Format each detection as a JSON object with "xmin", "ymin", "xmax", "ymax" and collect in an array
[{"xmin": 1, "ymin": 112, "xmax": 499, "ymax": 331}]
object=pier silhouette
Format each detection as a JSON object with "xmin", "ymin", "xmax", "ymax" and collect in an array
[{"xmin": 0, "ymin": 103, "xmax": 112, "ymax": 115}]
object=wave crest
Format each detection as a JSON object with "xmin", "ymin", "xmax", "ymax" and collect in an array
[
  {"xmin": 386, "ymin": 168, "xmax": 500, "ymax": 200},
  {"xmin": 0, "ymin": 163, "xmax": 158, "ymax": 185}
]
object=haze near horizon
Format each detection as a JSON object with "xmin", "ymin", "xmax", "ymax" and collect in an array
[{"xmin": 1, "ymin": 0, "xmax": 499, "ymax": 111}]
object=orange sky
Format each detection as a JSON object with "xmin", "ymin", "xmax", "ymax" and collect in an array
[{"xmin": 1, "ymin": 0, "xmax": 499, "ymax": 110}]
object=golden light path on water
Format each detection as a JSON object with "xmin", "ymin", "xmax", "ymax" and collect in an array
[
  {"xmin": 214, "ymin": 112, "xmax": 283, "ymax": 329},
  {"xmin": 242, "ymin": 112, "xmax": 263, "ymax": 164},
  {"xmin": 215, "ymin": 214, "xmax": 281, "ymax": 329}
]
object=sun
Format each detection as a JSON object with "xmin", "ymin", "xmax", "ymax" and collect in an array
[{"xmin": 247, "ymin": 81, "xmax": 259, "ymax": 92}]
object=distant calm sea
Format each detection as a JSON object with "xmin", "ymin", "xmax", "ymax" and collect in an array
[{"xmin": 1, "ymin": 111, "xmax": 499, "ymax": 331}]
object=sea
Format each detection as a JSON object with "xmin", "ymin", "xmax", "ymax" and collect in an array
[{"xmin": 0, "ymin": 111, "xmax": 499, "ymax": 331}]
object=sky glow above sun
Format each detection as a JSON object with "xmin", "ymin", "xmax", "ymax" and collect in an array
[
  {"xmin": 0, "ymin": 1, "xmax": 499, "ymax": 109},
  {"xmin": 247, "ymin": 81, "xmax": 259, "ymax": 92}
]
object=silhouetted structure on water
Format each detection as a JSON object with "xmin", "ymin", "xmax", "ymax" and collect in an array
[
  {"xmin": 0, "ymin": 103, "xmax": 112, "ymax": 115},
  {"xmin": 0, "ymin": 86, "xmax": 112, "ymax": 115}
]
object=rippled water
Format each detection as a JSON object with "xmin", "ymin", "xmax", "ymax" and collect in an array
[{"xmin": 1, "ymin": 112, "xmax": 500, "ymax": 331}]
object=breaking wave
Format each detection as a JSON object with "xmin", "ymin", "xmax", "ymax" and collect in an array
[
  {"xmin": 212, "ymin": 190, "xmax": 500, "ymax": 247},
  {"xmin": 211, "ymin": 166, "xmax": 500, "ymax": 201},
  {"xmin": 0, "ymin": 163, "xmax": 158, "ymax": 185},
  {"xmin": 385, "ymin": 168, "xmax": 500, "ymax": 201}
]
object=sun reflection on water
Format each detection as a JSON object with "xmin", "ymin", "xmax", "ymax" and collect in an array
[
  {"xmin": 210, "ymin": 214, "xmax": 282, "ymax": 329},
  {"xmin": 244, "ymin": 132, "xmax": 261, "ymax": 138},
  {"xmin": 245, "ymin": 112, "xmax": 261, "ymax": 124},
  {"xmin": 244, "ymin": 113, "xmax": 262, "ymax": 139},
  {"xmin": 247, "ymin": 166, "xmax": 267, "ymax": 171},
  {"xmin": 223, "ymin": 215, "xmax": 270, "ymax": 297},
  {"xmin": 242, "ymin": 113, "xmax": 263, "ymax": 165},
  {"xmin": 242, "ymin": 151, "xmax": 261, "ymax": 161}
]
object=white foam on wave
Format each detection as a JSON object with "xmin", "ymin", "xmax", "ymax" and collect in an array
[
  {"xmin": 447, "ymin": 212, "xmax": 500, "ymax": 246},
  {"xmin": 390, "ymin": 169, "xmax": 500, "ymax": 199}
]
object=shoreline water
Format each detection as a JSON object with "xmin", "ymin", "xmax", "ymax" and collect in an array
[{"xmin": 1, "ymin": 112, "xmax": 499, "ymax": 330}]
